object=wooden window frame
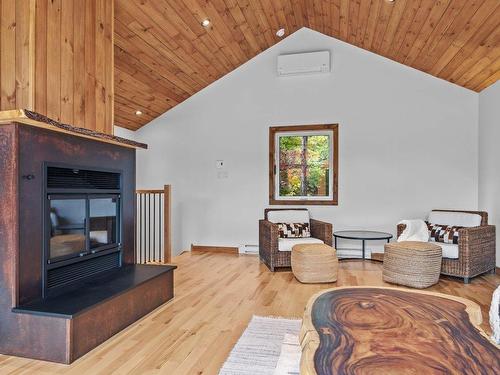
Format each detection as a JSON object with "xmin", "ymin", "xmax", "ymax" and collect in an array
[{"xmin": 269, "ymin": 124, "xmax": 339, "ymax": 206}]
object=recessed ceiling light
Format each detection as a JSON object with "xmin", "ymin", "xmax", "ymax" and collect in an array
[
  {"xmin": 135, "ymin": 110, "xmax": 143, "ymax": 116},
  {"xmin": 201, "ymin": 19, "xmax": 210, "ymax": 27},
  {"xmin": 276, "ymin": 28, "xmax": 285, "ymax": 38},
  {"xmin": 386, "ymin": 0, "xmax": 395, "ymax": 2}
]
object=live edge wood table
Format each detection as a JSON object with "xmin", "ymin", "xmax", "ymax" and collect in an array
[{"xmin": 300, "ymin": 287, "xmax": 500, "ymax": 375}]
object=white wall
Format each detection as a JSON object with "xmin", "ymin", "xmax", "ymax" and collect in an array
[
  {"xmin": 114, "ymin": 126, "xmax": 137, "ymax": 140},
  {"xmin": 130, "ymin": 28, "xmax": 479, "ymax": 256},
  {"xmin": 479, "ymin": 81, "xmax": 500, "ymax": 267}
]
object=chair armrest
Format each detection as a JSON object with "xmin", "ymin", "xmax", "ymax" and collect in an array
[
  {"xmin": 397, "ymin": 224, "xmax": 406, "ymax": 238},
  {"xmin": 259, "ymin": 219, "xmax": 279, "ymax": 257},
  {"xmin": 310, "ymin": 219, "xmax": 333, "ymax": 246},
  {"xmin": 458, "ymin": 225, "xmax": 496, "ymax": 260}
]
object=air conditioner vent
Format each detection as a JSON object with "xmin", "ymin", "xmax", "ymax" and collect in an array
[{"xmin": 277, "ymin": 51, "xmax": 331, "ymax": 77}]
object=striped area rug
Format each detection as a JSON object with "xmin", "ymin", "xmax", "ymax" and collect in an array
[{"xmin": 218, "ymin": 316, "xmax": 302, "ymax": 375}]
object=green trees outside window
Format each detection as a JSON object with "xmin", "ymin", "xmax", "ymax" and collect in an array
[
  {"xmin": 269, "ymin": 124, "xmax": 338, "ymax": 206},
  {"xmin": 278, "ymin": 135, "xmax": 330, "ymax": 197}
]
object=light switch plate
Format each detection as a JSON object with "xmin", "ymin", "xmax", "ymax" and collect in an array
[{"xmin": 217, "ymin": 171, "xmax": 228, "ymax": 179}]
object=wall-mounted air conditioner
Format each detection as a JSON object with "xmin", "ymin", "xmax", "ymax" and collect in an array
[{"xmin": 277, "ymin": 51, "xmax": 331, "ymax": 77}]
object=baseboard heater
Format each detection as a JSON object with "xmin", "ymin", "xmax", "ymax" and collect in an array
[{"xmin": 239, "ymin": 244, "xmax": 259, "ymax": 255}]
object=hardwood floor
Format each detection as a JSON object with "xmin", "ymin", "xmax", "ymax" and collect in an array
[{"xmin": 0, "ymin": 252, "xmax": 498, "ymax": 374}]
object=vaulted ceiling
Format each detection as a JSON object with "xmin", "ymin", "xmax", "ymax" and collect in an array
[{"xmin": 114, "ymin": 0, "xmax": 500, "ymax": 130}]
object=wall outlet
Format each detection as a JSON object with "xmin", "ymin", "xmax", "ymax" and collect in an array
[{"xmin": 216, "ymin": 160, "xmax": 224, "ymax": 169}]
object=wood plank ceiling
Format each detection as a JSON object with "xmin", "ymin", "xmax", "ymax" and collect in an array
[{"xmin": 114, "ymin": 0, "xmax": 500, "ymax": 130}]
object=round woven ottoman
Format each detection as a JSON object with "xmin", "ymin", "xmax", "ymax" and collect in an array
[
  {"xmin": 383, "ymin": 241, "xmax": 442, "ymax": 289},
  {"xmin": 291, "ymin": 243, "xmax": 338, "ymax": 283}
]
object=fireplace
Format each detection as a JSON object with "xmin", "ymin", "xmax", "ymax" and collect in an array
[
  {"xmin": 43, "ymin": 165, "xmax": 123, "ymax": 295},
  {"xmin": 1, "ymin": 119, "xmax": 175, "ymax": 364}
]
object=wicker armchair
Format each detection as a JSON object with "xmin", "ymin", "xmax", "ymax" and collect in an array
[
  {"xmin": 259, "ymin": 208, "xmax": 333, "ymax": 271},
  {"xmin": 397, "ymin": 209, "xmax": 496, "ymax": 283}
]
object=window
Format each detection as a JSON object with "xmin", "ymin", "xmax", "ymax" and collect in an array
[{"xmin": 269, "ymin": 124, "xmax": 338, "ymax": 205}]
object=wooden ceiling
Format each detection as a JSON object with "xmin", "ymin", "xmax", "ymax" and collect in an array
[{"xmin": 114, "ymin": 0, "xmax": 500, "ymax": 130}]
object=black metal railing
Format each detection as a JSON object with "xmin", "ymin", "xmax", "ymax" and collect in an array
[{"xmin": 135, "ymin": 185, "xmax": 171, "ymax": 264}]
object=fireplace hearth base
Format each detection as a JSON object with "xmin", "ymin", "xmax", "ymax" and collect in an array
[
  {"xmin": 12, "ymin": 264, "xmax": 175, "ymax": 363},
  {"xmin": 13, "ymin": 265, "xmax": 175, "ymax": 318}
]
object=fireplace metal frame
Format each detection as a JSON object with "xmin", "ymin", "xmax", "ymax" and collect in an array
[{"xmin": 42, "ymin": 162, "xmax": 124, "ymax": 297}]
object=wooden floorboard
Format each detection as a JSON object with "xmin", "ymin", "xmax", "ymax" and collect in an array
[
  {"xmin": 0, "ymin": 252, "xmax": 498, "ymax": 374},
  {"xmin": 191, "ymin": 244, "xmax": 239, "ymax": 254}
]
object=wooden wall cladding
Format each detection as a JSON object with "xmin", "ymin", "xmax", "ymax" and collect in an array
[
  {"xmin": 35, "ymin": 0, "xmax": 114, "ymax": 134},
  {"xmin": 0, "ymin": 0, "xmax": 35, "ymax": 111},
  {"xmin": 0, "ymin": 0, "xmax": 114, "ymax": 135},
  {"xmin": 114, "ymin": 0, "xmax": 500, "ymax": 131}
]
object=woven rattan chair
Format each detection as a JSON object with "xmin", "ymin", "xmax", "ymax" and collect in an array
[
  {"xmin": 397, "ymin": 209, "xmax": 496, "ymax": 284},
  {"xmin": 259, "ymin": 208, "xmax": 332, "ymax": 271}
]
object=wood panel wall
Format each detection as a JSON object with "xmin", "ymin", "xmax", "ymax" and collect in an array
[
  {"xmin": 0, "ymin": 0, "xmax": 114, "ymax": 135},
  {"xmin": 114, "ymin": 0, "xmax": 500, "ymax": 130},
  {"xmin": 0, "ymin": 0, "xmax": 35, "ymax": 111}
]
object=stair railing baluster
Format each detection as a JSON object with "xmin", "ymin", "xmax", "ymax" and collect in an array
[{"xmin": 134, "ymin": 186, "xmax": 171, "ymax": 264}]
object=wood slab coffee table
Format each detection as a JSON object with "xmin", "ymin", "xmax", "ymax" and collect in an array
[{"xmin": 300, "ymin": 287, "xmax": 499, "ymax": 375}]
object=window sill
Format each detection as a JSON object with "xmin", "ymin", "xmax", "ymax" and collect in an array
[{"xmin": 269, "ymin": 198, "xmax": 338, "ymax": 206}]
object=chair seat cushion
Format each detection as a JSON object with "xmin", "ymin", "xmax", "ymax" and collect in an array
[
  {"xmin": 278, "ymin": 237, "xmax": 323, "ymax": 252},
  {"xmin": 435, "ymin": 242, "xmax": 459, "ymax": 259}
]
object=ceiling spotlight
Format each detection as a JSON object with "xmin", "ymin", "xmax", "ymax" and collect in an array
[
  {"xmin": 276, "ymin": 28, "xmax": 285, "ymax": 38},
  {"xmin": 386, "ymin": 0, "xmax": 395, "ymax": 2},
  {"xmin": 135, "ymin": 110, "xmax": 143, "ymax": 116},
  {"xmin": 201, "ymin": 19, "xmax": 210, "ymax": 27}
]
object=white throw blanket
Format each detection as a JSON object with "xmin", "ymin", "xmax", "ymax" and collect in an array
[
  {"xmin": 490, "ymin": 286, "xmax": 500, "ymax": 344},
  {"xmin": 397, "ymin": 219, "xmax": 429, "ymax": 242}
]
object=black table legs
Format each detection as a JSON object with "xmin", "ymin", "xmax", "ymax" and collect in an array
[{"xmin": 333, "ymin": 233, "xmax": 393, "ymax": 260}]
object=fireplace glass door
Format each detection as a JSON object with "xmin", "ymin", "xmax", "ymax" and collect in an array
[
  {"xmin": 48, "ymin": 194, "xmax": 120, "ymax": 263},
  {"xmin": 48, "ymin": 196, "xmax": 87, "ymax": 261},
  {"xmin": 89, "ymin": 196, "xmax": 119, "ymax": 251}
]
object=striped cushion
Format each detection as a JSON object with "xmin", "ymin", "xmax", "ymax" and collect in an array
[
  {"xmin": 277, "ymin": 223, "xmax": 311, "ymax": 238},
  {"xmin": 427, "ymin": 222, "xmax": 462, "ymax": 244}
]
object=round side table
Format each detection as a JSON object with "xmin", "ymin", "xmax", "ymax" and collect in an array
[{"xmin": 333, "ymin": 230, "xmax": 393, "ymax": 260}]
